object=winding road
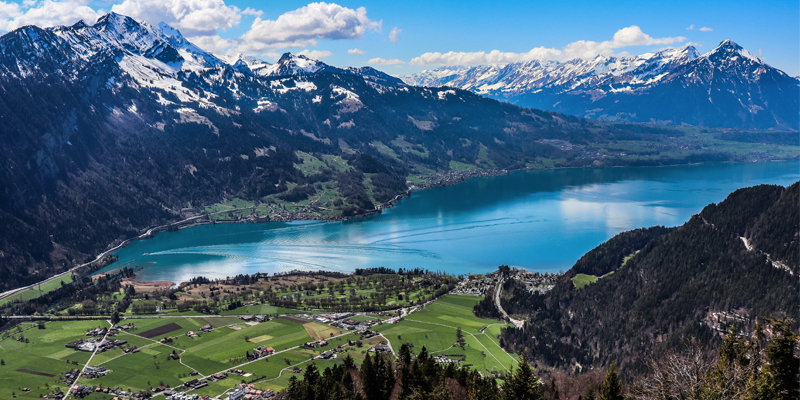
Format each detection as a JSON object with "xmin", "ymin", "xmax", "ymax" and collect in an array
[{"xmin": 494, "ymin": 278, "xmax": 524, "ymax": 329}]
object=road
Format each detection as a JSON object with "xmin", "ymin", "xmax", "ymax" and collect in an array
[
  {"xmin": 64, "ymin": 320, "xmax": 113, "ymax": 400},
  {"xmin": 494, "ymin": 278, "xmax": 524, "ymax": 329}
]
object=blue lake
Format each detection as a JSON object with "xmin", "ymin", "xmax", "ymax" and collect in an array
[{"xmin": 97, "ymin": 161, "xmax": 799, "ymax": 283}]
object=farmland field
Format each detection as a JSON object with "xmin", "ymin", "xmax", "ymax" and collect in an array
[
  {"xmin": 1, "ymin": 293, "xmax": 517, "ymax": 399},
  {"xmin": 373, "ymin": 294, "xmax": 516, "ymax": 376}
]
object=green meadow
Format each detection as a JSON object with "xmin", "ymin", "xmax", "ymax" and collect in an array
[
  {"xmin": 571, "ymin": 273, "xmax": 599, "ymax": 289},
  {"xmin": 0, "ymin": 294, "xmax": 517, "ymax": 399},
  {"xmin": 373, "ymin": 294, "xmax": 517, "ymax": 376}
]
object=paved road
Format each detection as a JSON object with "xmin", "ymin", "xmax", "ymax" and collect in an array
[{"xmin": 65, "ymin": 320, "xmax": 113, "ymax": 400}]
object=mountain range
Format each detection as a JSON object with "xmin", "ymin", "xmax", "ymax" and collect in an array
[
  {"xmin": 403, "ymin": 41, "xmax": 800, "ymax": 130},
  {"xmin": 0, "ymin": 12, "xmax": 794, "ymax": 293}
]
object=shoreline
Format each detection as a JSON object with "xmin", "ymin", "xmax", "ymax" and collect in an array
[{"xmin": 6, "ymin": 158, "xmax": 799, "ymax": 291}]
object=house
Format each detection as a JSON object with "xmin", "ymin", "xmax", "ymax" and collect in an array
[
  {"xmin": 209, "ymin": 373, "xmax": 228, "ymax": 382},
  {"xmin": 317, "ymin": 340, "xmax": 328, "ymax": 347},
  {"xmin": 265, "ymin": 347, "xmax": 274, "ymax": 354},
  {"xmin": 319, "ymin": 350, "xmax": 334, "ymax": 359},
  {"xmin": 303, "ymin": 342, "xmax": 316, "ymax": 349},
  {"xmin": 186, "ymin": 331, "xmax": 197, "ymax": 337},
  {"xmin": 369, "ymin": 343, "xmax": 392, "ymax": 354},
  {"xmin": 168, "ymin": 353, "xmax": 181, "ymax": 360},
  {"xmin": 201, "ymin": 325, "xmax": 213, "ymax": 332},
  {"xmin": 228, "ymin": 388, "xmax": 245, "ymax": 400}
]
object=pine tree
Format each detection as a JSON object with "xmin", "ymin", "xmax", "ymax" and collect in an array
[
  {"xmin": 600, "ymin": 363, "xmax": 623, "ymax": 400},
  {"xmin": 760, "ymin": 318, "xmax": 800, "ymax": 400},
  {"xmin": 501, "ymin": 350, "xmax": 542, "ymax": 400}
]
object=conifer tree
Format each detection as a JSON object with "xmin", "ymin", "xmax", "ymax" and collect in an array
[
  {"xmin": 501, "ymin": 350, "xmax": 542, "ymax": 400},
  {"xmin": 759, "ymin": 318, "xmax": 800, "ymax": 400},
  {"xmin": 600, "ymin": 363, "xmax": 623, "ymax": 400}
]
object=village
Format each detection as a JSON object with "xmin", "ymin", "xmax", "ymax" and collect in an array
[{"xmin": 0, "ymin": 267, "xmax": 524, "ymax": 400}]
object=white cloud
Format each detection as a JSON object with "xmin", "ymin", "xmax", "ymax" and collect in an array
[
  {"xmin": 297, "ymin": 49, "xmax": 332, "ymax": 59},
  {"xmin": 189, "ymin": 34, "xmax": 238, "ymax": 54},
  {"xmin": 410, "ymin": 25, "xmax": 686, "ymax": 65},
  {"xmin": 0, "ymin": 0, "xmax": 103, "ymax": 32},
  {"xmin": 388, "ymin": 26, "xmax": 400, "ymax": 43},
  {"xmin": 686, "ymin": 24, "xmax": 694, "ymax": 30},
  {"xmin": 367, "ymin": 57, "xmax": 404, "ymax": 65},
  {"xmin": 685, "ymin": 41, "xmax": 702, "ymax": 47},
  {"xmin": 241, "ymin": 7, "xmax": 262, "ymax": 17},
  {"xmin": 239, "ymin": 2, "xmax": 380, "ymax": 52},
  {"xmin": 111, "ymin": 0, "xmax": 241, "ymax": 37},
  {"xmin": 699, "ymin": 26, "xmax": 712, "ymax": 32},
  {"xmin": 348, "ymin": 47, "xmax": 366, "ymax": 54}
]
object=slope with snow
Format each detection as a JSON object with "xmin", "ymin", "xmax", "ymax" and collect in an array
[{"xmin": 403, "ymin": 42, "xmax": 798, "ymax": 129}]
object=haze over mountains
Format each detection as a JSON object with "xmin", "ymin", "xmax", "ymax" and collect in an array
[{"xmin": 404, "ymin": 41, "xmax": 800, "ymax": 130}]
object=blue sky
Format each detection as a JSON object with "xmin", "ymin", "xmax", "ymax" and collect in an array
[{"xmin": 0, "ymin": 0, "xmax": 797, "ymax": 75}]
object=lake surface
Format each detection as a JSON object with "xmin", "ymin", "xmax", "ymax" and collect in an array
[{"xmin": 97, "ymin": 161, "xmax": 799, "ymax": 283}]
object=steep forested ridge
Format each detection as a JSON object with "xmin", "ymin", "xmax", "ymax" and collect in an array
[{"xmin": 496, "ymin": 183, "xmax": 800, "ymax": 374}]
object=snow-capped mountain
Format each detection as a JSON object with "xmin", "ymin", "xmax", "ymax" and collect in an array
[
  {"xmin": 0, "ymin": 12, "xmax": 590, "ymax": 278},
  {"xmin": 403, "ymin": 41, "xmax": 799, "ymax": 129}
]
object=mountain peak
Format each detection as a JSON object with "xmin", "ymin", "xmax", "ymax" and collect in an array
[
  {"xmin": 717, "ymin": 39, "xmax": 742, "ymax": 50},
  {"xmin": 70, "ymin": 20, "xmax": 88, "ymax": 30},
  {"xmin": 680, "ymin": 45, "xmax": 700, "ymax": 59},
  {"xmin": 278, "ymin": 52, "xmax": 312, "ymax": 63},
  {"xmin": 94, "ymin": 12, "xmax": 138, "ymax": 30},
  {"xmin": 705, "ymin": 39, "xmax": 762, "ymax": 65}
]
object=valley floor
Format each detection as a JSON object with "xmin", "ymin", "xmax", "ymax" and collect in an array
[{"xmin": 0, "ymin": 294, "xmax": 512, "ymax": 400}]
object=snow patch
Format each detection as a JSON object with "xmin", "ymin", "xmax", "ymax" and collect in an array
[{"xmin": 437, "ymin": 90, "xmax": 456, "ymax": 100}]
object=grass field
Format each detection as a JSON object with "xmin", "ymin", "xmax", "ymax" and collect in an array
[
  {"xmin": 1, "ymin": 294, "xmax": 517, "ymax": 397},
  {"xmin": 0, "ymin": 320, "xmax": 111, "ymax": 399},
  {"xmin": 449, "ymin": 160, "xmax": 478, "ymax": 171},
  {"xmin": 293, "ymin": 151, "xmax": 327, "ymax": 176},
  {"xmin": 373, "ymin": 294, "xmax": 516, "ymax": 376},
  {"xmin": 302, "ymin": 322, "xmax": 344, "ymax": 341},
  {"xmin": 571, "ymin": 273, "xmax": 599, "ymax": 289},
  {"xmin": 0, "ymin": 273, "xmax": 75, "ymax": 307}
]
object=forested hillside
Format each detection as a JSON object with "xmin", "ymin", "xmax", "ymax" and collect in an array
[{"xmin": 489, "ymin": 183, "xmax": 800, "ymax": 374}]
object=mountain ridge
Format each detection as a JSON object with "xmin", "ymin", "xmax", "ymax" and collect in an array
[{"xmin": 403, "ymin": 40, "xmax": 799, "ymax": 129}]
